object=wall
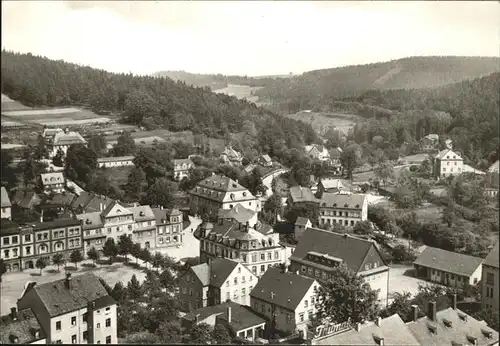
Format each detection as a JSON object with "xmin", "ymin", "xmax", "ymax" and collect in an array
[
  {"xmin": 218, "ymin": 264, "xmax": 257, "ymax": 307},
  {"xmin": 1, "ymin": 206, "xmax": 12, "ymax": 220},
  {"xmin": 156, "ymin": 221, "xmax": 183, "ymax": 248},
  {"xmin": 482, "ymin": 265, "xmax": 499, "ymax": 312},
  {"xmin": 179, "ymin": 272, "xmax": 207, "ymax": 311},
  {"xmin": 294, "ymin": 283, "xmax": 320, "ymax": 335},
  {"xmin": 363, "ymin": 269, "xmax": 389, "ymax": 305}
]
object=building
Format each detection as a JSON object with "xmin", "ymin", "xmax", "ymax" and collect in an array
[
  {"xmin": 71, "ymin": 192, "xmax": 115, "ymax": 214},
  {"xmin": 220, "ymin": 146, "xmax": 243, "ymax": 166},
  {"xmin": 487, "ymin": 160, "xmax": 499, "ymax": 174},
  {"xmin": 195, "ymin": 218, "xmax": 284, "ymax": 278},
  {"xmin": 258, "ymin": 155, "xmax": 273, "ymax": 167},
  {"xmin": 406, "ymin": 299, "xmax": 499, "ymax": 346},
  {"xmin": 40, "ymin": 172, "xmax": 66, "ymax": 194},
  {"xmin": 243, "ymin": 164, "xmax": 257, "ymax": 175},
  {"xmin": 129, "ymin": 205, "xmax": 156, "ymax": 249},
  {"xmin": 294, "ymin": 217, "xmax": 312, "ymax": 242},
  {"xmin": 17, "ymin": 273, "xmax": 118, "ymax": 344},
  {"xmin": 189, "ymin": 174, "xmax": 261, "ymax": 219},
  {"xmin": 178, "ymin": 257, "xmax": 259, "ymax": 310},
  {"xmin": 420, "ymin": 134, "xmax": 440, "ymax": 151},
  {"xmin": 152, "ymin": 207, "xmax": 183, "ymax": 248},
  {"xmin": 1, "ymin": 186, "xmax": 12, "ymax": 220},
  {"xmin": 173, "ymin": 158, "xmax": 194, "ymax": 180},
  {"xmin": 289, "ymin": 228, "xmax": 389, "ymax": 304},
  {"xmin": 318, "ymin": 193, "xmax": 368, "ymax": 229},
  {"xmin": 413, "ymin": 246, "xmax": 484, "ymax": 287},
  {"xmin": 307, "ymin": 314, "xmax": 420, "ymax": 346},
  {"xmin": 287, "ymin": 186, "xmax": 319, "ymax": 206},
  {"xmin": 97, "ymin": 156, "xmax": 135, "ymax": 168},
  {"xmin": 250, "ymin": 267, "xmax": 321, "ymax": 335},
  {"xmin": 43, "ymin": 128, "xmax": 87, "ymax": 159},
  {"xmin": 0, "ymin": 308, "xmax": 47, "ymax": 344},
  {"xmin": 482, "ymin": 242, "xmax": 499, "ymax": 313},
  {"xmin": 433, "ymin": 149, "xmax": 464, "ymax": 179},
  {"xmin": 317, "ymin": 179, "xmax": 350, "ymax": 195},
  {"xmin": 217, "ymin": 203, "xmax": 258, "ymax": 226},
  {"xmin": 328, "ymin": 147, "xmax": 343, "ymax": 175},
  {"xmin": 11, "ymin": 190, "xmax": 41, "ymax": 211},
  {"xmin": 445, "ymin": 139, "xmax": 453, "ymax": 149},
  {"xmin": 181, "ymin": 302, "xmax": 266, "ymax": 342},
  {"xmin": 1, "ymin": 219, "xmax": 22, "ymax": 272},
  {"xmin": 305, "ymin": 144, "xmax": 330, "ymax": 162},
  {"xmin": 194, "ymin": 134, "xmax": 228, "ymax": 156}
]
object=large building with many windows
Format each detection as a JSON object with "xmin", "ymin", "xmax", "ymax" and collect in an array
[
  {"xmin": 17, "ymin": 273, "xmax": 117, "ymax": 344},
  {"xmin": 189, "ymin": 174, "xmax": 261, "ymax": 219},
  {"xmin": 433, "ymin": 149, "xmax": 464, "ymax": 179},
  {"xmin": 482, "ymin": 242, "xmax": 499, "ymax": 313},
  {"xmin": 318, "ymin": 192, "xmax": 368, "ymax": 229},
  {"xmin": 152, "ymin": 207, "xmax": 183, "ymax": 248}
]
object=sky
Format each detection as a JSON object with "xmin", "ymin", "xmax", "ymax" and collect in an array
[{"xmin": 2, "ymin": 1, "xmax": 499, "ymax": 76}]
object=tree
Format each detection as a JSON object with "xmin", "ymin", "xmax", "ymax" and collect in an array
[
  {"xmin": 98, "ymin": 277, "xmax": 113, "ymax": 295},
  {"xmin": 142, "ymin": 178, "xmax": 178, "ymax": 208},
  {"xmin": 52, "ymin": 253, "xmax": 65, "ymax": 271},
  {"xmin": 315, "ymin": 264, "xmax": 380, "ymax": 324},
  {"xmin": 392, "ymin": 245, "xmax": 416, "ymax": 263},
  {"xmin": 87, "ymin": 247, "xmax": 100, "ymax": 266},
  {"xmin": 441, "ymin": 204, "xmax": 456, "ymax": 227},
  {"xmin": 103, "ymin": 238, "xmax": 118, "ymax": 265},
  {"xmin": 1, "ymin": 152, "xmax": 18, "ymax": 190},
  {"xmin": 352, "ymin": 220, "xmax": 373, "ymax": 235},
  {"xmin": 131, "ymin": 243, "xmax": 142, "ymax": 264},
  {"xmin": 152, "ymin": 252, "xmax": 164, "ymax": 272},
  {"xmin": 111, "ymin": 281, "xmax": 128, "ymax": 302},
  {"xmin": 87, "ymin": 171, "xmax": 121, "ymax": 199},
  {"xmin": 211, "ymin": 324, "xmax": 232, "ymax": 344},
  {"xmin": 127, "ymin": 274, "xmax": 143, "ymax": 299},
  {"xmin": 157, "ymin": 321, "xmax": 185, "ymax": 344},
  {"xmin": 69, "ymin": 249, "xmax": 83, "ymax": 269},
  {"xmin": 64, "ymin": 144, "xmax": 98, "ymax": 186},
  {"xmin": 188, "ymin": 323, "xmax": 213, "ymax": 344},
  {"xmin": 284, "ymin": 202, "xmax": 319, "ymax": 226},
  {"xmin": 34, "ymin": 134, "xmax": 48, "ymax": 160},
  {"xmin": 124, "ymin": 332, "xmax": 160, "ymax": 344},
  {"xmin": 87, "ymin": 134, "xmax": 107, "ymax": 156},
  {"xmin": 117, "ymin": 234, "xmax": 134, "ymax": 263},
  {"xmin": 112, "ymin": 132, "xmax": 136, "ymax": 156},
  {"xmin": 380, "ymin": 291, "xmax": 413, "ymax": 322},
  {"xmin": 473, "ymin": 306, "xmax": 499, "ymax": 332},
  {"xmin": 19, "ymin": 147, "xmax": 48, "ymax": 187},
  {"xmin": 374, "ymin": 162, "xmax": 395, "ymax": 187},
  {"xmin": 35, "ymin": 257, "xmax": 47, "ymax": 275},
  {"xmin": 125, "ymin": 167, "xmax": 148, "ymax": 201},
  {"xmin": 52, "ymin": 149, "xmax": 65, "ymax": 167},
  {"xmin": 140, "ymin": 248, "xmax": 152, "ymax": 269},
  {"xmin": 340, "ymin": 144, "xmax": 361, "ymax": 181}
]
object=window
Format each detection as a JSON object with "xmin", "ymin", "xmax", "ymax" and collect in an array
[
  {"xmin": 252, "ymin": 266, "xmax": 257, "ymax": 274},
  {"xmin": 267, "ymin": 252, "xmax": 272, "ymax": 260},
  {"xmin": 72, "ymin": 335, "xmax": 77, "ymax": 344},
  {"xmin": 106, "ymin": 336, "xmax": 112, "ymax": 344},
  {"xmin": 56, "ymin": 321, "xmax": 61, "ymax": 331},
  {"xmin": 24, "ymin": 234, "xmax": 31, "ymax": 242},
  {"xmin": 299, "ymin": 313, "xmax": 304, "ymax": 322},
  {"xmin": 308, "ymin": 267, "xmax": 313, "ymax": 275},
  {"xmin": 71, "ymin": 316, "xmax": 76, "ymax": 326},
  {"xmin": 4, "ymin": 250, "xmax": 10, "ymax": 258},
  {"xmin": 260, "ymin": 265, "xmax": 265, "ymax": 272},
  {"xmin": 315, "ymin": 269, "xmax": 320, "ymax": 277},
  {"xmin": 274, "ymin": 251, "xmax": 279, "ymax": 260},
  {"xmin": 26, "ymin": 246, "xmax": 31, "ymax": 255},
  {"xmin": 242, "ymin": 254, "xmax": 247, "ymax": 262},
  {"xmin": 287, "ymin": 313, "xmax": 293, "ymax": 323},
  {"xmin": 238, "ymin": 267, "xmax": 241, "ymax": 273},
  {"xmin": 226, "ymin": 292, "xmax": 230, "ymax": 301},
  {"xmin": 3, "ymin": 238, "xmax": 9, "ymax": 245},
  {"xmin": 83, "ymin": 313, "xmax": 88, "ymax": 323},
  {"xmin": 226, "ymin": 281, "xmax": 230, "ymax": 287},
  {"xmin": 105, "ymin": 318, "xmax": 111, "ymax": 327},
  {"xmin": 12, "ymin": 236, "xmax": 18, "ymax": 244},
  {"xmin": 251, "ymin": 253, "xmax": 257, "ymax": 262},
  {"xmin": 83, "ymin": 331, "xmax": 88, "ymax": 341},
  {"xmin": 304, "ymin": 300, "xmax": 309, "ymax": 308},
  {"xmin": 234, "ymin": 277, "xmax": 238, "ymax": 285},
  {"xmin": 301, "ymin": 265, "xmax": 306, "ymax": 272},
  {"xmin": 97, "ymin": 323, "xmax": 101, "ymax": 329},
  {"xmin": 242, "ymin": 288, "xmax": 246, "ymax": 295},
  {"xmin": 486, "ymin": 273, "xmax": 494, "ymax": 285},
  {"xmin": 242, "ymin": 276, "xmax": 246, "ymax": 283}
]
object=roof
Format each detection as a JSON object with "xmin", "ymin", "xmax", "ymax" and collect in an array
[
  {"xmin": 434, "ymin": 149, "xmax": 462, "ymax": 161},
  {"xmin": 53, "ymin": 130, "xmax": 87, "ymax": 146},
  {"xmin": 32, "ymin": 218, "xmax": 81, "ymax": 231},
  {"xmin": 289, "ymin": 186, "xmax": 319, "ymax": 204},
  {"xmin": 319, "ymin": 193, "xmax": 366, "ymax": 210},
  {"xmin": 1, "ymin": 186, "xmax": 11, "ymax": 208},
  {"xmin": 320, "ymin": 179, "xmax": 348, "ymax": 190},
  {"xmin": 250, "ymin": 267, "xmax": 317, "ymax": 311},
  {"xmin": 406, "ymin": 307, "xmax": 499, "ymax": 346},
  {"xmin": 129, "ymin": 205, "xmax": 155, "ymax": 222},
  {"xmin": 222, "ymin": 146, "xmax": 242, "ymax": 160},
  {"xmin": 97, "ymin": 156, "xmax": 135, "ymax": 163},
  {"xmin": 76, "ymin": 211, "xmax": 103, "ymax": 230},
  {"xmin": 190, "ymin": 263, "xmax": 210, "ymax": 286},
  {"xmin": 208, "ymin": 257, "xmax": 239, "ymax": 288},
  {"xmin": 151, "ymin": 207, "xmax": 182, "ymax": 225},
  {"xmin": 0, "ymin": 219, "xmax": 20, "ymax": 236},
  {"xmin": 261, "ymin": 154, "xmax": 272, "ymax": 163},
  {"xmin": 424, "ymin": 134, "xmax": 440, "ymax": 141},
  {"xmin": 196, "ymin": 219, "xmax": 278, "ymax": 244},
  {"xmin": 243, "ymin": 164, "xmax": 257, "ymax": 174},
  {"xmin": 40, "ymin": 172, "xmax": 65, "ymax": 186},
  {"xmin": 47, "ymin": 192, "xmax": 76, "ymax": 207},
  {"xmin": 190, "ymin": 174, "xmax": 256, "ymax": 203},
  {"xmin": 295, "ymin": 217, "xmax": 310, "ymax": 226},
  {"xmin": 487, "ymin": 160, "xmax": 499, "ymax": 173},
  {"xmin": 71, "ymin": 191, "xmax": 115, "ymax": 213},
  {"xmin": 218, "ymin": 203, "xmax": 257, "ymax": 224},
  {"xmin": 27, "ymin": 273, "xmax": 115, "ymax": 318},
  {"xmin": 315, "ymin": 314, "xmax": 420, "ymax": 346},
  {"xmin": 290, "ymin": 228, "xmax": 378, "ymax": 273},
  {"xmin": 463, "ymin": 164, "xmax": 486, "ymax": 175},
  {"xmin": 0, "ymin": 309, "xmax": 46, "ymax": 344},
  {"xmin": 11, "ymin": 190, "xmax": 40, "ymax": 209},
  {"xmin": 413, "ymin": 246, "xmax": 484, "ymax": 277},
  {"xmin": 482, "ymin": 242, "xmax": 499, "ymax": 269},
  {"xmin": 173, "ymin": 158, "xmax": 194, "ymax": 168}
]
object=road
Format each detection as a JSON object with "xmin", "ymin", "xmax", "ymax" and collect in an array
[{"xmin": 260, "ymin": 168, "xmax": 289, "ymax": 202}]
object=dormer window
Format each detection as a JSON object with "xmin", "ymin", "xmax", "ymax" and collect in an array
[
  {"xmin": 86, "ymin": 219, "xmax": 92, "ymax": 224},
  {"xmin": 322, "ymin": 203, "xmax": 326, "ymax": 207},
  {"xmin": 443, "ymin": 318, "xmax": 452, "ymax": 328},
  {"xmin": 427, "ymin": 323, "xmax": 437, "ymax": 335},
  {"xmin": 355, "ymin": 204, "xmax": 360, "ymax": 208},
  {"xmin": 466, "ymin": 335, "xmax": 477, "ymax": 345},
  {"xmin": 344, "ymin": 203, "xmax": 348, "ymax": 207},
  {"xmin": 243, "ymin": 192, "xmax": 247, "ymax": 197},
  {"xmin": 139, "ymin": 211, "xmax": 145, "ymax": 217},
  {"xmin": 481, "ymin": 329, "xmax": 493, "ymax": 339},
  {"xmin": 333, "ymin": 203, "xmax": 337, "ymax": 207}
]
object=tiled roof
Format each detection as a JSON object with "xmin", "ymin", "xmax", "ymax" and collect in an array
[
  {"xmin": 319, "ymin": 192, "xmax": 366, "ymax": 210},
  {"xmin": 129, "ymin": 205, "xmax": 155, "ymax": 222},
  {"xmin": 290, "ymin": 228, "xmax": 377, "ymax": 273},
  {"xmin": 0, "ymin": 219, "xmax": 20, "ymax": 236},
  {"xmin": 295, "ymin": 217, "xmax": 310, "ymax": 226},
  {"xmin": 482, "ymin": 242, "xmax": 499, "ymax": 269},
  {"xmin": 40, "ymin": 172, "xmax": 65, "ymax": 186},
  {"xmin": 173, "ymin": 158, "xmax": 194, "ymax": 169},
  {"xmin": 209, "ymin": 257, "xmax": 240, "ymax": 288},
  {"xmin": 218, "ymin": 203, "xmax": 256, "ymax": 224},
  {"xmin": 97, "ymin": 156, "xmax": 135, "ymax": 163},
  {"xmin": 250, "ymin": 267, "xmax": 317, "ymax": 311},
  {"xmin": 152, "ymin": 207, "xmax": 182, "ymax": 225},
  {"xmin": 71, "ymin": 192, "xmax": 115, "ymax": 213},
  {"xmin": 27, "ymin": 273, "xmax": 114, "ymax": 317},
  {"xmin": 191, "ymin": 263, "xmax": 210, "ymax": 286},
  {"xmin": 198, "ymin": 219, "xmax": 279, "ymax": 244},
  {"xmin": 48, "ymin": 192, "xmax": 76, "ymax": 207},
  {"xmin": 222, "ymin": 147, "xmax": 242, "ymax": 160},
  {"xmin": 1, "ymin": 186, "xmax": 11, "ymax": 207},
  {"xmin": 406, "ymin": 307, "xmax": 499, "ymax": 346},
  {"xmin": 215, "ymin": 302, "xmax": 267, "ymax": 332},
  {"xmin": 101, "ymin": 200, "xmax": 132, "ymax": 218},
  {"xmin": 435, "ymin": 149, "xmax": 462, "ymax": 161},
  {"xmin": 261, "ymin": 154, "xmax": 272, "ymax": 163},
  {"xmin": 487, "ymin": 160, "xmax": 499, "ymax": 173},
  {"xmin": 76, "ymin": 212, "xmax": 103, "ymax": 230},
  {"xmin": 0, "ymin": 309, "xmax": 46, "ymax": 344},
  {"xmin": 190, "ymin": 175, "xmax": 256, "ymax": 203},
  {"xmin": 425, "ymin": 134, "xmax": 439, "ymax": 141},
  {"xmin": 42, "ymin": 128, "xmax": 63, "ymax": 138},
  {"xmin": 320, "ymin": 179, "xmax": 348, "ymax": 190},
  {"xmin": 289, "ymin": 186, "xmax": 319, "ymax": 204},
  {"xmin": 243, "ymin": 164, "xmax": 257, "ymax": 174},
  {"xmin": 413, "ymin": 246, "xmax": 484, "ymax": 277},
  {"xmin": 314, "ymin": 314, "xmax": 420, "ymax": 346},
  {"xmin": 32, "ymin": 218, "xmax": 81, "ymax": 231},
  {"xmin": 53, "ymin": 131, "xmax": 86, "ymax": 146},
  {"xmin": 12, "ymin": 190, "xmax": 40, "ymax": 209}
]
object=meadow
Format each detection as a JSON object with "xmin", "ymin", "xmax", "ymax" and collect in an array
[
  {"xmin": 214, "ymin": 84, "xmax": 263, "ymax": 103},
  {"xmin": 284, "ymin": 111, "xmax": 358, "ymax": 136}
]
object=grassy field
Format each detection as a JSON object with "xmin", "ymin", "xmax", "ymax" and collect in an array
[
  {"xmin": 412, "ymin": 204, "xmax": 444, "ymax": 222},
  {"xmin": 105, "ymin": 129, "xmax": 194, "ymax": 147},
  {"xmin": 213, "ymin": 84, "xmax": 262, "ymax": 103},
  {"xmin": 2, "ymin": 107, "xmax": 111, "ymax": 126},
  {"xmin": 284, "ymin": 111, "xmax": 358, "ymax": 136}
]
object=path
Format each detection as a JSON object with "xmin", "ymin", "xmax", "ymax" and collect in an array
[{"xmin": 260, "ymin": 168, "xmax": 289, "ymax": 202}]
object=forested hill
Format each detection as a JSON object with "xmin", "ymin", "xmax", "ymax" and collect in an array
[
  {"xmin": 253, "ymin": 56, "xmax": 500, "ymax": 110},
  {"xmin": 0, "ymin": 50, "xmax": 318, "ymax": 148}
]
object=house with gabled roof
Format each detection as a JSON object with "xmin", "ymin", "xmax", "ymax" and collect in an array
[
  {"xmin": 0, "ymin": 307, "xmax": 46, "ymax": 344},
  {"xmin": 43, "ymin": 128, "xmax": 87, "ymax": 159},
  {"xmin": 129, "ymin": 205, "xmax": 156, "ymax": 249},
  {"xmin": 481, "ymin": 242, "xmax": 499, "ymax": 313},
  {"xmin": 17, "ymin": 272, "xmax": 117, "ymax": 344},
  {"xmin": 11, "ymin": 189, "xmax": 41, "ymax": 211},
  {"xmin": 289, "ymin": 228, "xmax": 389, "ymax": 304},
  {"xmin": 217, "ymin": 203, "xmax": 258, "ymax": 226},
  {"xmin": 220, "ymin": 146, "xmax": 243, "ymax": 166},
  {"xmin": 1, "ymin": 186, "xmax": 12, "ymax": 220},
  {"xmin": 318, "ymin": 192, "xmax": 368, "ymax": 229},
  {"xmin": 250, "ymin": 266, "xmax": 321, "ymax": 335},
  {"xmin": 71, "ymin": 191, "xmax": 115, "ymax": 214},
  {"xmin": 152, "ymin": 207, "xmax": 183, "ymax": 248},
  {"xmin": 173, "ymin": 158, "xmax": 194, "ymax": 181},
  {"xmin": 433, "ymin": 149, "xmax": 464, "ymax": 179},
  {"xmin": 305, "ymin": 144, "xmax": 330, "ymax": 162},
  {"xmin": 40, "ymin": 172, "xmax": 66, "ymax": 194},
  {"xmin": 420, "ymin": 133, "xmax": 440, "ymax": 152},
  {"xmin": 178, "ymin": 257, "xmax": 258, "ymax": 311},
  {"xmin": 317, "ymin": 178, "xmax": 350, "ymax": 195},
  {"xmin": 413, "ymin": 246, "xmax": 484, "ymax": 288},
  {"xmin": 287, "ymin": 186, "xmax": 319, "ymax": 206},
  {"xmin": 294, "ymin": 217, "xmax": 312, "ymax": 241}
]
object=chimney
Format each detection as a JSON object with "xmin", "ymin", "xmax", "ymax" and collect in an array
[
  {"xmin": 411, "ymin": 305, "xmax": 419, "ymax": 322},
  {"xmin": 452, "ymin": 294, "xmax": 457, "ymax": 310},
  {"xmin": 194, "ymin": 314, "xmax": 200, "ymax": 325},
  {"xmin": 10, "ymin": 307, "xmax": 17, "ymax": 321},
  {"xmin": 375, "ymin": 316, "xmax": 382, "ymax": 327},
  {"xmin": 227, "ymin": 306, "xmax": 232, "ymax": 323},
  {"xmin": 65, "ymin": 272, "xmax": 72, "ymax": 289},
  {"xmin": 427, "ymin": 301, "xmax": 437, "ymax": 321},
  {"xmin": 355, "ymin": 323, "xmax": 362, "ymax": 332},
  {"xmin": 100, "ymin": 203, "xmax": 103, "ymax": 211}
]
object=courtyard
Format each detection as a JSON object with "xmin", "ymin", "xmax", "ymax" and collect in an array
[{"xmin": 388, "ymin": 264, "xmax": 429, "ymax": 304}]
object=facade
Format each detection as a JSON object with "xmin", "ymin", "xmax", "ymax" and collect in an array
[
  {"xmin": 318, "ymin": 193, "xmax": 368, "ymax": 229},
  {"xmin": 173, "ymin": 158, "xmax": 195, "ymax": 181},
  {"xmin": 289, "ymin": 228, "xmax": 389, "ymax": 304},
  {"xmin": 17, "ymin": 273, "xmax": 118, "ymax": 344},
  {"xmin": 178, "ymin": 258, "xmax": 258, "ymax": 311},
  {"xmin": 413, "ymin": 246, "xmax": 484, "ymax": 287},
  {"xmin": 181, "ymin": 302, "xmax": 266, "ymax": 342},
  {"xmin": 220, "ymin": 146, "xmax": 243, "ymax": 166},
  {"xmin": 482, "ymin": 242, "xmax": 499, "ymax": 313},
  {"xmin": 40, "ymin": 172, "xmax": 66, "ymax": 194},
  {"xmin": 406, "ymin": 300, "xmax": 499, "ymax": 346},
  {"xmin": 152, "ymin": 207, "xmax": 183, "ymax": 248},
  {"xmin": 1, "ymin": 186, "xmax": 12, "ymax": 220},
  {"xmin": 420, "ymin": 134, "xmax": 439, "ymax": 151},
  {"xmin": 250, "ymin": 267, "xmax": 321, "ymax": 335},
  {"xmin": 1, "ymin": 218, "xmax": 83, "ymax": 272},
  {"xmin": 433, "ymin": 149, "xmax": 464, "ymax": 179},
  {"xmin": 305, "ymin": 145, "xmax": 330, "ymax": 162},
  {"xmin": 189, "ymin": 174, "xmax": 261, "ymax": 219},
  {"xmin": 43, "ymin": 128, "xmax": 87, "ymax": 159},
  {"xmin": 258, "ymin": 154, "xmax": 273, "ymax": 167},
  {"xmin": 0, "ymin": 308, "xmax": 47, "ymax": 344},
  {"xmin": 195, "ymin": 218, "xmax": 284, "ymax": 278},
  {"xmin": 129, "ymin": 205, "xmax": 156, "ymax": 249},
  {"xmin": 294, "ymin": 217, "xmax": 312, "ymax": 242},
  {"xmin": 97, "ymin": 156, "xmax": 135, "ymax": 168},
  {"xmin": 328, "ymin": 147, "xmax": 343, "ymax": 175}
]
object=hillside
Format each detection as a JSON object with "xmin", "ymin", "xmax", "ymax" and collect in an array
[
  {"xmin": 0, "ymin": 50, "xmax": 319, "ymax": 153},
  {"xmin": 253, "ymin": 56, "xmax": 500, "ymax": 112}
]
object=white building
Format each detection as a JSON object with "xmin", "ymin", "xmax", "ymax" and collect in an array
[
  {"xmin": 318, "ymin": 193, "xmax": 368, "ymax": 229},
  {"xmin": 433, "ymin": 149, "xmax": 464, "ymax": 179},
  {"xmin": 40, "ymin": 172, "xmax": 66, "ymax": 194},
  {"xmin": 1, "ymin": 186, "xmax": 12, "ymax": 220},
  {"xmin": 173, "ymin": 159, "xmax": 195, "ymax": 181},
  {"xmin": 305, "ymin": 144, "xmax": 330, "ymax": 162},
  {"xmin": 97, "ymin": 156, "xmax": 135, "ymax": 168},
  {"xmin": 43, "ymin": 128, "xmax": 87, "ymax": 159}
]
